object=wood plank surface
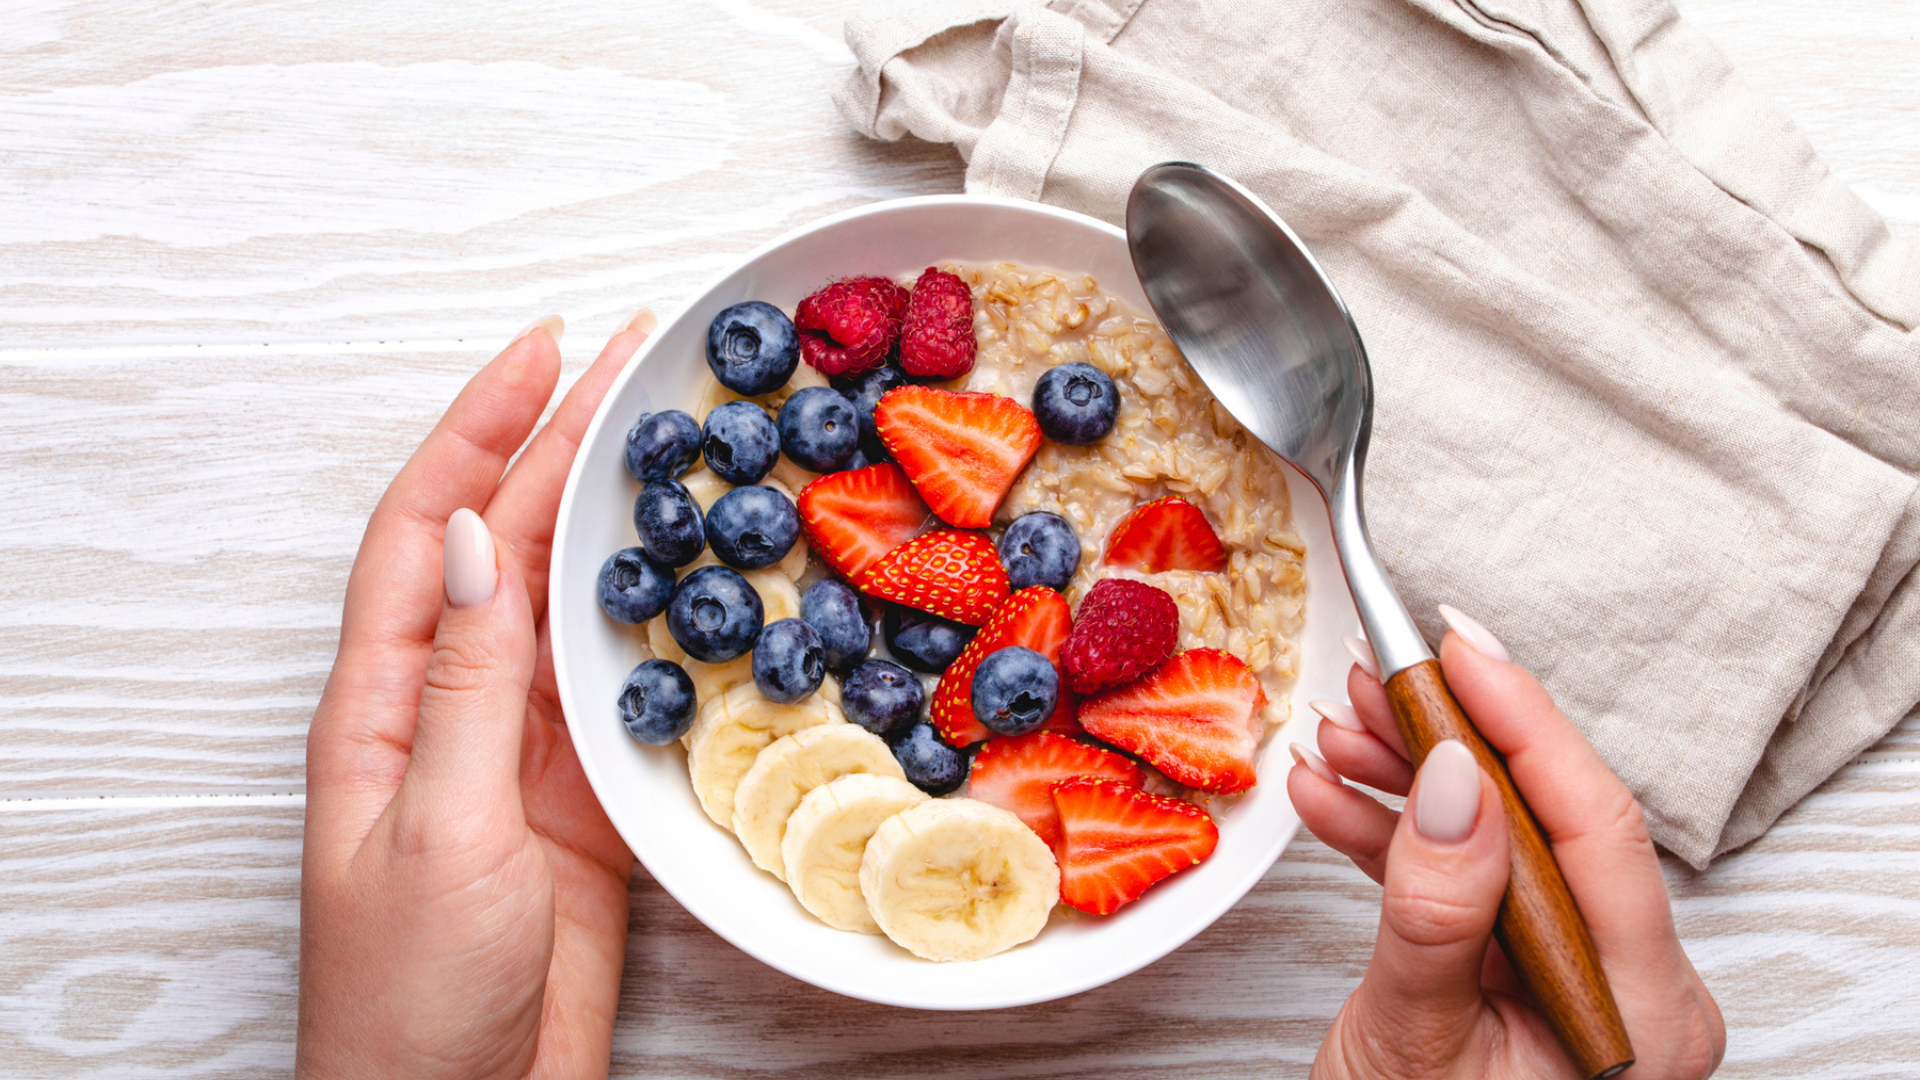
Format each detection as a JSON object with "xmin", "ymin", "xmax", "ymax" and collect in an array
[{"xmin": 1, "ymin": 0, "xmax": 1917, "ymax": 1077}]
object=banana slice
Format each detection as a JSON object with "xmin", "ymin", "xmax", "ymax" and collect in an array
[
  {"xmin": 681, "ymin": 467, "xmax": 731, "ymax": 513},
  {"xmin": 686, "ymin": 682, "xmax": 846, "ymax": 829},
  {"xmin": 732, "ymin": 725, "xmax": 904, "ymax": 881},
  {"xmin": 860, "ymin": 799, "xmax": 1061, "ymax": 962},
  {"xmin": 782, "ymin": 774, "xmax": 928, "ymax": 933},
  {"xmin": 768, "ymin": 456, "xmax": 822, "ymax": 497}
]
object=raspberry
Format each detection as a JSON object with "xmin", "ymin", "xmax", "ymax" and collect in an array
[
  {"xmin": 1061, "ymin": 578, "xmax": 1178, "ymax": 694},
  {"xmin": 898, "ymin": 268, "xmax": 978, "ymax": 379},
  {"xmin": 794, "ymin": 276, "xmax": 909, "ymax": 378}
]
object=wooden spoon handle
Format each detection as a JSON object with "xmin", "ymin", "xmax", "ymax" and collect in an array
[{"xmin": 1383, "ymin": 659, "xmax": 1635, "ymax": 1080}]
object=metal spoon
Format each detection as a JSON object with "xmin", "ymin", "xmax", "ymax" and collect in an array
[{"xmin": 1125, "ymin": 162, "xmax": 1633, "ymax": 1080}]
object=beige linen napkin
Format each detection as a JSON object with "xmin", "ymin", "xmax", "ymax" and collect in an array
[{"xmin": 836, "ymin": 0, "xmax": 1920, "ymax": 867}]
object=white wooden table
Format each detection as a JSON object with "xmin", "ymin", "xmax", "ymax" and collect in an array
[{"xmin": 2, "ymin": 2, "xmax": 1916, "ymax": 1076}]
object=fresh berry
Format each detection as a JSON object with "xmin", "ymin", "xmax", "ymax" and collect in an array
[
  {"xmin": 777, "ymin": 386, "xmax": 860, "ymax": 473},
  {"xmin": 842, "ymin": 364, "xmax": 907, "ymax": 457},
  {"xmin": 931, "ymin": 587, "xmax": 1075, "ymax": 746},
  {"xmin": 633, "ymin": 478, "xmax": 705, "ymax": 568},
  {"xmin": 858, "ymin": 528, "xmax": 1009, "ymax": 626},
  {"xmin": 998, "ymin": 511, "xmax": 1080, "ymax": 591},
  {"xmin": 968, "ymin": 732, "xmax": 1145, "ymax": 848},
  {"xmin": 873, "ymin": 386, "xmax": 1042, "ymax": 528},
  {"xmin": 666, "ymin": 565, "xmax": 765, "ymax": 663},
  {"xmin": 883, "ymin": 605, "xmax": 976, "ymax": 673},
  {"xmin": 596, "ymin": 547, "xmax": 675, "ymax": 624},
  {"xmin": 1104, "ymin": 496, "xmax": 1228, "ymax": 573},
  {"xmin": 1060, "ymin": 578, "xmax": 1178, "ymax": 694},
  {"xmin": 1077, "ymin": 649, "xmax": 1267, "ymax": 793},
  {"xmin": 704, "ymin": 485, "xmax": 800, "ymax": 571},
  {"xmin": 700, "ymin": 401, "xmax": 780, "ymax": 486},
  {"xmin": 897, "ymin": 267, "xmax": 977, "ymax": 379},
  {"xmin": 624, "ymin": 410, "xmax": 702, "ymax": 482},
  {"xmin": 1052, "ymin": 777, "xmax": 1219, "ymax": 915},
  {"xmin": 890, "ymin": 720, "xmax": 969, "ymax": 796},
  {"xmin": 970, "ymin": 646, "xmax": 1060, "ymax": 737},
  {"xmin": 794, "ymin": 277, "xmax": 909, "ymax": 378},
  {"xmin": 800, "ymin": 579, "xmax": 871, "ymax": 671},
  {"xmin": 1032, "ymin": 362, "xmax": 1119, "ymax": 445},
  {"xmin": 706, "ymin": 301, "xmax": 800, "ymax": 396},
  {"xmin": 842, "ymin": 659, "xmax": 926, "ymax": 738},
  {"xmin": 796, "ymin": 463, "xmax": 931, "ymax": 582},
  {"xmin": 752, "ymin": 618, "xmax": 826, "ymax": 704},
  {"xmin": 618, "ymin": 659, "xmax": 699, "ymax": 745}
]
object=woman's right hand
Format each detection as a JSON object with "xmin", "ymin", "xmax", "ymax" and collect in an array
[{"xmin": 1287, "ymin": 608, "xmax": 1725, "ymax": 1079}]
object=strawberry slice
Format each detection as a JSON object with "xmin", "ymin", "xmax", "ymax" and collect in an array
[
  {"xmin": 969, "ymin": 732, "xmax": 1145, "ymax": 849},
  {"xmin": 858, "ymin": 528, "xmax": 1009, "ymax": 626},
  {"xmin": 1052, "ymin": 777, "xmax": 1219, "ymax": 915},
  {"xmin": 796, "ymin": 463, "xmax": 931, "ymax": 582},
  {"xmin": 874, "ymin": 386, "xmax": 1042, "ymax": 529},
  {"xmin": 1104, "ymin": 496, "xmax": 1228, "ymax": 573},
  {"xmin": 931, "ymin": 587, "xmax": 1075, "ymax": 746},
  {"xmin": 1077, "ymin": 649, "xmax": 1267, "ymax": 793}
]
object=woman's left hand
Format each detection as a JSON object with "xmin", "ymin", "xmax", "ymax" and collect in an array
[{"xmin": 297, "ymin": 311, "xmax": 653, "ymax": 1080}]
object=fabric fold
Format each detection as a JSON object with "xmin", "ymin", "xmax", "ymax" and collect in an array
[{"xmin": 837, "ymin": 0, "xmax": 1920, "ymax": 866}]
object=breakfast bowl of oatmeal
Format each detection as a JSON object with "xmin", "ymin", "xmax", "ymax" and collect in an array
[{"xmin": 550, "ymin": 196, "xmax": 1360, "ymax": 1009}]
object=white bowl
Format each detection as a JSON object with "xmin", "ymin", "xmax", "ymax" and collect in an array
[{"xmin": 550, "ymin": 195, "xmax": 1360, "ymax": 1010}]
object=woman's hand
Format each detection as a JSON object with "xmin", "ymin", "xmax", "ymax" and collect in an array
[
  {"xmin": 1287, "ymin": 609, "xmax": 1726, "ymax": 1079},
  {"xmin": 297, "ymin": 312, "xmax": 654, "ymax": 1080}
]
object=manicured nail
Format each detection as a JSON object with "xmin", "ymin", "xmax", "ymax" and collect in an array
[
  {"xmin": 1289, "ymin": 742, "xmax": 1340, "ymax": 785},
  {"xmin": 1310, "ymin": 699, "xmax": 1366, "ymax": 732},
  {"xmin": 1412, "ymin": 740, "xmax": 1481, "ymax": 844},
  {"xmin": 512, "ymin": 314, "xmax": 565, "ymax": 346},
  {"xmin": 618, "ymin": 308, "xmax": 657, "ymax": 336},
  {"xmin": 1438, "ymin": 604, "xmax": 1511, "ymax": 663},
  {"xmin": 443, "ymin": 508, "xmax": 497, "ymax": 608},
  {"xmin": 1342, "ymin": 636, "xmax": 1380, "ymax": 681}
]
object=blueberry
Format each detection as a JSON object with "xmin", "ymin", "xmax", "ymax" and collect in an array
[
  {"xmin": 997, "ymin": 511, "xmax": 1080, "ymax": 591},
  {"xmin": 596, "ymin": 547, "xmax": 674, "ymax": 624},
  {"xmin": 706, "ymin": 301, "xmax": 800, "ymax": 396},
  {"xmin": 801, "ymin": 579, "xmax": 872, "ymax": 671},
  {"xmin": 633, "ymin": 478, "xmax": 705, "ymax": 568},
  {"xmin": 666, "ymin": 565, "xmax": 765, "ymax": 662},
  {"xmin": 971, "ymin": 646, "xmax": 1059, "ymax": 736},
  {"xmin": 842, "ymin": 447, "xmax": 873, "ymax": 472},
  {"xmin": 842, "ymin": 659, "xmax": 925, "ymax": 738},
  {"xmin": 624, "ymin": 410, "xmax": 703, "ymax": 482},
  {"xmin": 1032, "ymin": 362, "xmax": 1119, "ymax": 445},
  {"xmin": 618, "ymin": 659, "xmax": 698, "ymax": 745},
  {"xmin": 842, "ymin": 365, "xmax": 907, "ymax": 457},
  {"xmin": 704, "ymin": 485, "xmax": 800, "ymax": 571},
  {"xmin": 890, "ymin": 720, "xmax": 968, "ymax": 795},
  {"xmin": 777, "ymin": 386, "xmax": 860, "ymax": 473},
  {"xmin": 752, "ymin": 618, "xmax": 826, "ymax": 704},
  {"xmin": 883, "ymin": 605, "xmax": 976, "ymax": 673},
  {"xmin": 701, "ymin": 401, "xmax": 780, "ymax": 486}
]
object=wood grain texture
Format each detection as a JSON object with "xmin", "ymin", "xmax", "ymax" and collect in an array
[
  {"xmin": 1385, "ymin": 659, "xmax": 1631, "ymax": 1079},
  {"xmin": 1, "ymin": 0, "xmax": 1917, "ymax": 1077}
]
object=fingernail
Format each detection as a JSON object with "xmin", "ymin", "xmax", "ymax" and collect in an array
[
  {"xmin": 618, "ymin": 308, "xmax": 657, "ymax": 336},
  {"xmin": 1412, "ymin": 740, "xmax": 1482, "ymax": 844},
  {"xmin": 1310, "ymin": 699, "xmax": 1366, "ymax": 731},
  {"xmin": 1342, "ymin": 636, "xmax": 1380, "ymax": 681},
  {"xmin": 512, "ymin": 314, "xmax": 565, "ymax": 346},
  {"xmin": 443, "ymin": 508, "xmax": 497, "ymax": 608},
  {"xmin": 1437, "ymin": 604, "xmax": 1511, "ymax": 663},
  {"xmin": 1289, "ymin": 742, "xmax": 1341, "ymax": 785}
]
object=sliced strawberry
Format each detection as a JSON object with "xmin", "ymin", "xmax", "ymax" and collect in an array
[
  {"xmin": 796, "ymin": 463, "xmax": 931, "ymax": 583},
  {"xmin": 1052, "ymin": 777, "xmax": 1219, "ymax": 915},
  {"xmin": 858, "ymin": 528, "xmax": 1009, "ymax": 626},
  {"xmin": 931, "ymin": 587, "xmax": 1074, "ymax": 746},
  {"xmin": 874, "ymin": 386, "xmax": 1042, "ymax": 529},
  {"xmin": 1104, "ymin": 496, "xmax": 1228, "ymax": 574},
  {"xmin": 1077, "ymin": 649, "xmax": 1267, "ymax": 793},
  {"xmin": 969, "ymin": 732, "xmax": 1145, "ymax": 849}
]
